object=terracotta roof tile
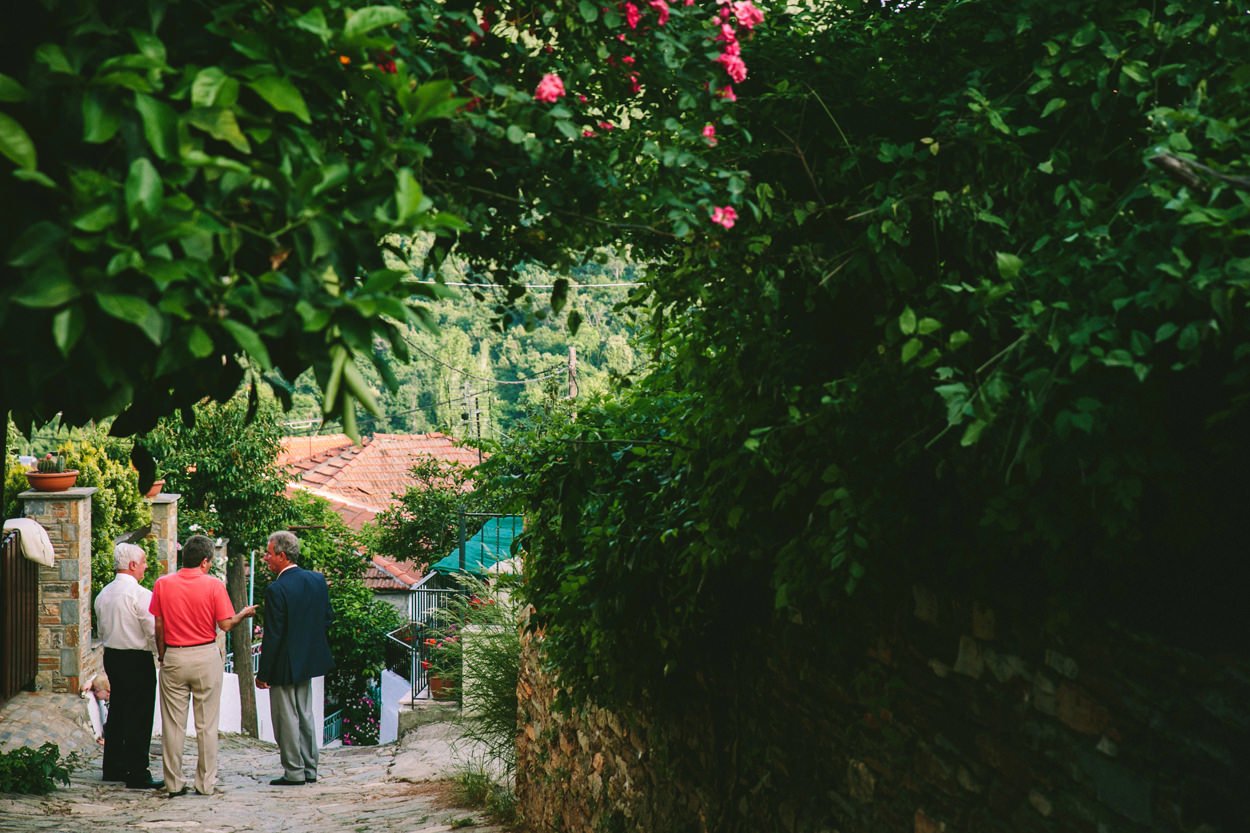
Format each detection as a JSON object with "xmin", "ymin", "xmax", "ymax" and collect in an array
[
  {"xmin": 365, "ymin": 550, "xmax": 425, "ymax": 590},
  {"xmin": 281, "ymin": 432, "xmax": 481, "ymax": 530}
]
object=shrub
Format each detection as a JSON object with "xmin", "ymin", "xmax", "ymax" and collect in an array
[
  {"xmin": 444, "ymin": 573, "xmax": 522, "ymax": 774},
  {"xmin": 0, "ymin": 743, "xmax": 82, "ymax": 795},
  {"xmin": 340, "ymin": 692, "xmax": 380, "ymax": 747}
]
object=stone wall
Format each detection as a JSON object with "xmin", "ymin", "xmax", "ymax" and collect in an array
[
  {"xmin": 515, "ymin": 586, "xmax": 1250, "ymax": 832},
  {"xmin": 21, "ymin": 487, "xmax": 96, "ymax": 694}
]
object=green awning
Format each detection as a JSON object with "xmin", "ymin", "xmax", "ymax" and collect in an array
[{"xmin": 431, "ymin": 515, "xmax": 522, "ymax": 574}]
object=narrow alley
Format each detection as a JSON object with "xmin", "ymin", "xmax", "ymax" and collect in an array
[{"xmin": 0, "ymin": 693, "xmax": 510, "ymax": 833}]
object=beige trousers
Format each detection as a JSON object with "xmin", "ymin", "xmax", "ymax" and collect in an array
[{"xmin": 158, "ymin": 643, "xmax": 224, "ymax": 794}]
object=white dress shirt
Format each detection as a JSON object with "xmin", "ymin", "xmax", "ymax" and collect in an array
[{"xmin": 94, "ymin": 573, "xmax": 156, "ymax": 653}]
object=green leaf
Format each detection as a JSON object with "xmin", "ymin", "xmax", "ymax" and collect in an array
[
  {"xmin": 72, "ymin": 203, "xmax": 119, "ymax": 232},
  {"xmin": 1072, "ymin": 22, "xmax": 1097, "ymax": 48},
  {"xmin": 188, "ymin": 325, "xmax": 214, "ymax": 358},
  {"xmin": 12, "ymin": 272, "xmax": 78, "ymax": 307},
  {"xmin": 52, "ymin": 306, "xmax": 85, "ymax": 356},
  {"xmin": 187, "ymin": 108, "xmax": 251, "ymax": 152},
  {"xmin": 35, "ymin": 44, "xmax": 73, "ymax": 74},
  {"xmin": 551, "ymin": 278, "xmax": 569, "ymax": 314},
  {"xmin": 134, "ymin": 93, "xmax": 178, "ymax": 160},
  {"xmin": 130, "ymin": 30, "xmax": 167, "ymax": 64},
  {"xmin": 246, "ymin": 75, "xmax": 311, "ymax": 123},
  {"xmin": 221, "ymin": 319, "xmax": 273, "ymax": 369},
  {"xmin": 1041, "ymin": 97, "xmax": 1066, "ymax": 118},
  {"xmin": 898, "ymin": 306, "xmax": 917, "ymax": 335},
  {"xmin": 1154, "ymin": 322, "xmax": 1178, "ymax": 343},
  {"xmin": 995, "ymin": 252, "xmax": 1023, "ymax": 280},
  {"xmin": 506, "ymin": 124, "xmax": 526, "ymax": 144},
  {"xmin": 394, "ymin": 168, "xmax": 429, "ymax": 223},
  {"xmin": 295, "ymin": 8, "xmax": 332, "ymax": 40},
  {"xmin": 578, "ymin": 0, "xmax": 599, "ymax": 22},
  {"xmin": 125, "ymin": 158, "xmax": 163, "ymax": 221},
  {"xmin": 97, "ymin": 293, "xmax": 164, "ymax": 344},
  {"xmin": 343, "ymin": 6, "xmax": 408, "ymax": 41},
  {"xmin": 0, "ymin": 74, "xmax": 28, "ymax": 102},
  {"xmin": 901, "ymin": 338, "xmax": 922, "ymax": 363},
  {"xmin": 917, "ymin": 317, "xmax": 942, "ymax": 335},
  {"xmin": 948, "ymin": 330, "xmax": 971, "ymax": 349},
  {"xmin": 192, "ymin": 67, "xmax": 236, "ymax": 108},
  {"xmin": 82, "ymin": 92, "xmax": 122, "ymax": 143},
  {"xmin": 960, "ymin": 419, "xmax": 987, "ymax": 447},
  {"xmin": 7, "ymin": 222, "xmax": 65, "ymax": 267},
  {"xmin": 0, "ymin": 113, "xmax": 36, "ymax": 170}
]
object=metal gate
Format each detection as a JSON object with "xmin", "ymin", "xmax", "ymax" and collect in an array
[{"xmin": 0, "ymin": 528, "xmax": 38, "ymax": 704}]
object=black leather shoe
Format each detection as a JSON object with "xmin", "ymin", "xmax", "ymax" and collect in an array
[
  {"xmin": 102, "ymin": 773, "xmax": 126, "ymax": 783},
  {"xmin": 127, "ymin": 778, "xmax": 165, "ymax": 790},
  {"xmin": 167, "ymin": 786, "xmax": 189, "ymax": 798},
  {"xmin": 269, "ymin": 777, "xmax": 306, "ymax": 786},
  {"xmin": 306, "ymin": 776, "xmax": 317, "ymax": 783}
]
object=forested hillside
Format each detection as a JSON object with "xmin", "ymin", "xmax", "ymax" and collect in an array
[{"xmin": 283, "ymin": 253, "xmax": 641, "ymax": 441}]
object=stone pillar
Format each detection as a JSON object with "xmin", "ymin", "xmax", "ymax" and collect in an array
[
  {"xmin": 20, "ymin": 486, "xmax": 97, "ymax": 694},
  {"xmin": 148, "ymin": 492, "xmax": 181, "ymax": 575}
]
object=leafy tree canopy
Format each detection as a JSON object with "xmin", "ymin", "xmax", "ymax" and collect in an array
[
  {"xmin": 0, "ymin": 0, "xmax": 758, "ymax": 454},
  {"xmin": 505, "ymin": 0, "xmax": 1250, "ymax": 706}
]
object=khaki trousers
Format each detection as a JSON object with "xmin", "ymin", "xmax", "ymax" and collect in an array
[{"xmin": 159, "ymin": 643, "xmax": 223, "ymax": 794}]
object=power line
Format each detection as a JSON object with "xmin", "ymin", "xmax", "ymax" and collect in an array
[
  {"xmin": 408, "ymin": 279, "xmax": 642, "ymax": 289},
  {"xmin": 403, "ymin": 337, "xmax": 564, "ymax": 385}
]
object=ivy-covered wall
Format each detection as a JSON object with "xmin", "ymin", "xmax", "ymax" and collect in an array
[{"xmin": 516, "ymin": 589, "xmax": 1250, "ymax": 833}]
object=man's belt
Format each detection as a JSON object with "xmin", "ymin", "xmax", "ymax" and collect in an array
[{"xmin": 167, "ymin": 640, "xmax": 216, "ymax": 648}]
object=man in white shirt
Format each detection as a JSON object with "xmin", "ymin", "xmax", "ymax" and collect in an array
[{"xmin": 93, "ymin": 542, "xmax": 163, "ymax": 789}]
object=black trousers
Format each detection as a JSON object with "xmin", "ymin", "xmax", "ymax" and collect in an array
[{"xmin": 101, "ymin": 647, "xmax": 157, "ymax": 781}]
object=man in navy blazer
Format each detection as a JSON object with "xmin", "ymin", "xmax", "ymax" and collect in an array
[{"xmin": 256, "ymin": 530, "xmax": 334, "ymax": 786}]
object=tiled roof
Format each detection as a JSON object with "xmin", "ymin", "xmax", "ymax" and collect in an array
[
  {"xmin": 277, "ymin": 434, "xmax": 354, "ymax": 466},
  {"xmin": 364, "ymin": 554, "xmax": 424, "ymax": 591},
  {"xmin": 281, "ymin": 432, "xmax": 481, "ymax": 530}
]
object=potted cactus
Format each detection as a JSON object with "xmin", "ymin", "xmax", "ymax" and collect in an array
[{"xmin": 25, "ymin": 452, "xmax": 80, "ymax": 492}]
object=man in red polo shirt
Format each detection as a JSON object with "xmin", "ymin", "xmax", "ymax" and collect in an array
[{"xmin": 150, "ymin": 534, "xmax": 256, "ymax": 797}]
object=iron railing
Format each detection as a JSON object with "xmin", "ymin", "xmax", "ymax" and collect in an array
[
  {"xmin": 222, "ymin": 644, "xmax": 262, "ymax": 674},
  {"xmin": 323, "ymin": 709, "xmax": 342, "ymax": 744},
  {"xmin": 0, "ymin": 528, "xmax": 37, "ymax": 705}
]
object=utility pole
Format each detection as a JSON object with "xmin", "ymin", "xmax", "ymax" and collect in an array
[{"xmin": 567, "ymin": 345, "xmax": 578, "ymax": 421}]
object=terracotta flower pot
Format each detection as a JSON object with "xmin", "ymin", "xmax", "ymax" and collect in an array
[
  {"xmin": 144, "ymin": 478, "xmax": 165, "ymax": 499},
  {"xmin": 428, "ymin": 674, "xmax": 456, "ymax": 700},
  {"xmin": 25, "ymin": 470, "xmax": 80, "ymax": 492}
]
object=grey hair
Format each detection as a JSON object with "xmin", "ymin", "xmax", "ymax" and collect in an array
[
  {"xmin": 268, "ymin": 530, "xmax": 300, "ymax": 561},
  {"xmin": 114, "ymin": 542, "xmax": 146, "ymax": 571}
]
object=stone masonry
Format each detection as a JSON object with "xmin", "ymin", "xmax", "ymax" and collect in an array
[
  {"xmin": 19, "ymin": 487, "xmax": 96, "ymax": 694},
  {"xmin": 149, "ymin": 492, "xmax": 181, "ymax": 574}
]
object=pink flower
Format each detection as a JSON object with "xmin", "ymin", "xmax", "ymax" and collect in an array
[
  {"xmin": 629, "ymin": 73, "xmax": 642, "ymax": 94},
  {"xmin": 732, "ymin": 0, "xmax": 765, "ymax": 29},
  {"xmin": 717, "ymin": 51, "xmax": 748, "ymax": 83},
  {"xmin": 685, "ymin": 0, "xmax": 694, "ymax": 5},
  {"xmin": 534, "ymin": 73, "xmax": 566, "ymax": 103},
  {"xmin": 719, "ymin": 85, "xmax": 736, "ymax": 101},
  {"xmin": 598, "ymin": 120, "xmax": 615, "ymax": 130},
  {"xmin": 622, "ymin": 55, "xmax": 636, "ymax": 65},
  {"xmin": 648, "ymin": 0, "xmax": 671, "ymax": 25},
  {"xmin": 702, "ymin": 124, "xmax": 717, "ymax": 145},
  {"xmin": 583, "ymin": 129, "xmax": 596, "ymax": 137},
  {"xmin": 716, "ymin": 23, "xmax": 738, "ymax": 46},
  {"xmin": 710, "ymin": 205, "xmax": 738, "ymax": 229},
  {"xmin": 578, "ymin": 94, "xmax": 588, "ymax": 103},
  {"xmin": 617, "ymin": 33, "xmax": 628, "ymax": 41},
  {"xmin": 624, "ymin": 2, "xmax": 642, "ymax": 28}
]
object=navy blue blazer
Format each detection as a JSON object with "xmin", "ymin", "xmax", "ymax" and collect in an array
[{"xmin": 257, "ymin": 566, "xmax": 334, "ymax": 686}]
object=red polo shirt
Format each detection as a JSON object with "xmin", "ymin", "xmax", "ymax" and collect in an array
[{"xmin": 149, "ymin": 568, "xmax": 234, "ymax": 646}]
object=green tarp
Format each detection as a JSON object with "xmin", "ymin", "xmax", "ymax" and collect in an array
[{"xmin": 431, "ymin": 515, "xmax": 522, "ymax": 574}]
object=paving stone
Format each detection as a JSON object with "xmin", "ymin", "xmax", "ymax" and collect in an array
[{"xmin": 0, "ymin": 691, "xmax": 514, "ymax": 833}]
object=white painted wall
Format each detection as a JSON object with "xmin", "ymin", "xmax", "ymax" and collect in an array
[{"xmin": 153, "ymin": 671, "xmax": 326, "ymax": 747}]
